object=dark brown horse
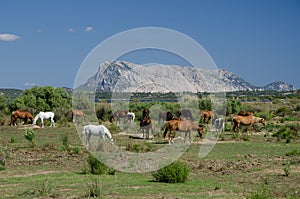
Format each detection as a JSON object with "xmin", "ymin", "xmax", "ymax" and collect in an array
[
  {"xmin": 200, "ymin": 110, "xmax": 214, "ymax": 124},
  {"xmin": 178, "ymin": 109, "xmax": 193, "ymax": 120},
  {"xmin": 142, "ymin": 108, "xmax": 150, "ymax": 119},
  {"xmin": 162, "ymin": 119, "xmax": 204, "ymax": 144},
  {"xmin": 158, "ymin": 111, "xmax": 173, "ymax": 125},
  {"xmin": 110, "ymin": 110, "xmax": 129, "ymax": 124},
  {"xmin": 139, "ymin": 117, "xmax": 153, "ymax": 139},
  {"xmin": 10, "ymin": 110, "xmax": 34, "ymax": 126}
]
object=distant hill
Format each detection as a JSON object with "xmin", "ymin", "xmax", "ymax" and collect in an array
[
  {"xmin": 0, "ymin": 88, "xmax": 23, "ymax": 101},
  {"xmin": 78, "ymin": 61, "xmax": 295, "ymax": 93}
]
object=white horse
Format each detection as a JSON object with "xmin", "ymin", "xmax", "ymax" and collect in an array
[
  {"xmin": 33, "ymin": 111, "xmax": 55, "ymax": 127},
  {"xmin": 82, "ymin": 124, "xmax": 114, "ymax": 148},
  {"xmin": 213, "ymin": 118, "xmax": 225, "ymax": 133},
  {"xmin": 127, "ymin": 111, "xmax": 135, "ymax": 125}
]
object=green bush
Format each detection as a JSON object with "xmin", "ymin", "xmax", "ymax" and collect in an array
[
  {"xmin": 24, "ymin": 129, "xmax": 36, "ymax": 147},
  {"xmin": 85, "ymin": 154, "xmax": 116, "ymax": 175},
  {"xmin": 152, "ymin": 161, "xmax": 190, "ymax": 183},
  {"xmin": 272, "ymin": 124, "xmax": 299, "ymax": 143},
  {"xmin": 87, "ymin": 154, "xmax": 108, "ymax": 175}
]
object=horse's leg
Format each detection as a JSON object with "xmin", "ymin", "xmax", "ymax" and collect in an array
[
  {"xmin": 86, "ymin": 132, "xmax": 91, "ymax": 149},
  {"xmin": 50, "ymin": 117, "xmax": 55, "ymax": 127},
  {"xmin": 23, "ymin": 116, "xmax": 28, "ymax": 125},
  {"xmin": 41, "ymin": 118, "xmax": 44, "ymax": 127},
  {"xmin": 73, "ymin": 114, "xmax": 76, "ymax": 123}
]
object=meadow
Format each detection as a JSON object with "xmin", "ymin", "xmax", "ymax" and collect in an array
[
  {"xmin": 0, "ymin": 89, "xmax": 300, "ymax": 198},
  {"xmin": 1, "ymin": 123, "xmax": 299, "ymax": 198}
]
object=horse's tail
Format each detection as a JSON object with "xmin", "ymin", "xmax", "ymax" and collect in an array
[{"xmin": 163, "ymin": 122, "xmax": 170, "ymax": 139}]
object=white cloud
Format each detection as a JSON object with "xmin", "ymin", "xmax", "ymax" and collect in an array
[
  {"xmin": 24, "ymin": 82, "xmax": 36, "ymax": 87},
  {"xmin": 68, "ymin": 28, "xmax": 76, "ymax": 32},
  {"xmin": 84, "ymin": 26, "xmax": 94, "ymax": 32},
  {"xmin": 0, "ymin": 33, "xmax": 21, "ymax": 42}
]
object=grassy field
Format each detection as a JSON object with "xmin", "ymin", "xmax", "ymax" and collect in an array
[{"xmin": 1, "ymin": 121, "xmax": 300, "ymax": 199}]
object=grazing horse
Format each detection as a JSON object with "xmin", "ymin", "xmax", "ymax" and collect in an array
[
  {"xmin": 213, "ymin": 118, "xmax": 225, "ymax": 133},
  {"xmin": 238, "ymin": 111, "xmax": 253, "ymax": 116},
  {"xmin": 72, "ymin": 109, "xmax": 87, "ymax": 124},
  {"xmin": 200, "ymin": 110, "xmax": 214, "ymax": 124},
  {"xmin": 179, "ymin": 109, "xmax": 193, "ymax": 120},
  {"xmin": 232, "ymin": 115, "xmax": 266, "ymax": 132},
  {"xmin": 127, "ymin": 111, "xmax": 135, "ymax": 125},
  {"xmin": 33, "ymin": 111, "xmax": 55, "ymax": 127},
  {"xmin": 139, "ymin": 117, "xmax": 153, "ymax": 139},
  {"xmin": 82, "ymin": 124, "xmax": 114, "ymax": 148},
  {"xmin": 10, "ymin": 110, "xmax": 34, "ymax": 126},
  {"xmin": 158, "ymin": 111, "xmax": 173, "ymax": 125},
  {"xmin": 110, "ymin": 110, "xmax": 129, "ymax": 124},
  {"xmin": 162, "ymin": 119, "xmax": 204, "ymax": 144}
]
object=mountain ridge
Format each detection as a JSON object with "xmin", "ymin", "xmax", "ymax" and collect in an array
[{"xmin": 78, "ymin": 60, "xmax": 296, "ymax": 92}]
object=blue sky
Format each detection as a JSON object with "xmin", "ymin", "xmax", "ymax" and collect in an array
[{"xmin": 1, "ymin": 0, "xmax": 299, "ymax": 89}]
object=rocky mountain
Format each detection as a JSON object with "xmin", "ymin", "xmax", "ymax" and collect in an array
[
  {"xmin": 78, "ymin": 61, "xmax": 295, "ymax": 93},
  {"xmin": 262, "ymin": 81, "xmax": 295, "ymax": 92}
]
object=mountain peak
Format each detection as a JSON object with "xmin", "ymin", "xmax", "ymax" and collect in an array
[{"xmin": 79, "ymin": 61, "xmax": 295, "ymax": 93}]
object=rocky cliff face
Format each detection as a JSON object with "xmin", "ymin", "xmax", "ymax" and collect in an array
[{"xmin": 79, "ymin": 61, "xmax": 295, "ymax": 92}]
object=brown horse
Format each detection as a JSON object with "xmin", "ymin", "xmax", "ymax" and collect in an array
[
  {"xmin": 238, "ymin": 111, "xmax": 253, "ymax": 116},
  {"xmin": 72, "ymin": 109, "xmax": 87, "ymax": 123},
  {"xmin": 232, "ymin": 115, "xmax": 266, "ymax": 132},
  {"xmin": 158, "ymin": 111, "xmax": 173, "ymax": 125},
  {"xmin": 200, "ymin": 110, "xmax": 214, "ymax": 124},
  {"xmin": 10, "ymin": 110, "xmax": 34, "ymax": 126},
  {"xmin": 110, "ymin": 110, "xmax": 129, "ymax": 124},
  {"xmin": 139, "ymin": 117, "xmax": 153, "ymax": 139},
  {"xmin": 163, "ymin": 119, "xmax": 204, "ymax": 144}
]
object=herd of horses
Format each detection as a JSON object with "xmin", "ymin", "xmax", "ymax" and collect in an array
[
  {"xmin": 9, "ymin": 109, "xmax": 86, "ymax": 127},
  {"xmin": 105, "ymin": 108, "xmax": 266, "ymax": 144},
  {"xmin": 9, "ymin": 108, "xmax": 266, "ymax": 146}
]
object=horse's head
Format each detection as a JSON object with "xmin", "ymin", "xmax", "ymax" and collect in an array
[
  {"xmin": 260, "ymin": 118, "xmax": 266, "ymax": 126},
  {"xmin": 197, "ymin": 125, "xmax": 204, "ymax": 138}
]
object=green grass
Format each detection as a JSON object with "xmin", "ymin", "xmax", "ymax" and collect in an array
[{"xmin": 0, "ymin": 125, "xmax": 300, "ymax": 198}]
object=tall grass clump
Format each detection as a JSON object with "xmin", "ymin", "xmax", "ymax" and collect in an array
[
  {"xmin": 83, "ymin": 153, "xmax": 115, "ymax": 175},
  {"xmin": 24, "ymin": 129, "xmax": 36, "ymax": 148},
  {"xmin": 152, "ymin": 161, "xmax": 190, "ymax": 183}
]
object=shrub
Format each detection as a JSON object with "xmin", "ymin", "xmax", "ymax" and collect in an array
[
  {"xmin": 87, "ymin": 154, "xmax": 108, "ymax": 175},
  {"xmin": 283, "ymin": 161, "xmax": 291, "ymax": 177},
  {"xmin": 24, "ymin": 129, "xmax": 36, "ymax": 147},
  {"xmin": 86, "ymin": 154, "xmax": 115, "ymax": 175},
  {"xmin": 152, "ymin": 161, "xmax": 190, "ymax": 183},
  {"xmin": 86, "ymin": 179, "xmax": 101, "ymax": 198},
  {"xmin": 272, "ymin": 124, "xmax": 299, "ymax": 143}
]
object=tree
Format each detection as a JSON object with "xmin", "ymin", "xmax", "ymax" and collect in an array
[{"xmin": 9, "ymin": 86, "xmax": 72, "ymax": 112}]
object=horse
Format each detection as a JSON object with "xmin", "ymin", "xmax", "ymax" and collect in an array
[
  {"xmin": 72, "ymin": 109, "xmax": 87, "ymax": 124},
  {"xmin": 162, "ymin": 119, "xmax": 204, "ymax": 144},
  {"xmin": 33, "ymin": 111, "xmax": 55, "ymax": 127},
  {"xmin": 127, "ymin": 111, "xmax": 135, "ymax": 125},
  {"xmin": 238, "ymin": 111, "xmax": 253, "ymax": 116},
  {"xmin": 82, "ymin": 124, "xmax": 114, "ymax": 149},
  {"xmin": 139, "ymin": 117, "xmax": 153, "ymax": 139},
  {"xmin": 232, "ymin": 115, "xmax": 266, "ymax": 132},
  {"xmin": 109, "ymin": 110, "xmax": 129, "ymax": 124},
  {"xmin": 142, "ymin": 108, "xmax": 150, "ymax": 119},
  {"xmin": 179, "ymin": 109, "xmax": 193, "ymax": 120},
  {"xmin": 158, "ymin": 111, "xmax": 173, "ymax": 125},
  {"xmin": 213, "ymin": 118, "xmax": 225, "ymax": 133},
  {"xmin": 200, "ymin": 110, "xmax": 214, "ymax": 124},
  {"xmin": 10, "ymin": 110, "xmax": 34, "ymax": 126}
]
